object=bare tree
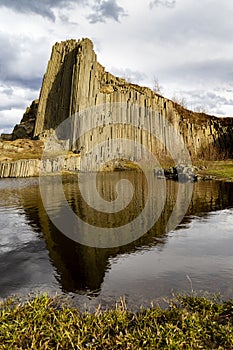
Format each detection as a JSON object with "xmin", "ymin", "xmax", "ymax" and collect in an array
[
  {"xmin": 193, "ymin": 105, "xmax": 207, "ymax": 113},
  {"xmin": 153, "ymin": 76, "xmax": 163, "ymax": 94},
  {"xmin": 172, "ymin": 94, "xmax": 188, "ymax": 108},
  {"xmin": 123, "ymin": 73, "xmax": 132, "ymax": 83}
]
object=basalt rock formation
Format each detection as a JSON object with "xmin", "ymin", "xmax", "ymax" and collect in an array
[
  {"xmin": 0, "ymin": 100, "xmax": 39, "ymax": 142},
  {"xmin": 12, "ymin": 99, "xmax": 39, "ymax": 140},
  {"xmin": 33, "ymin": 38, "xmax": 232, "ymax": 165},
  {"xmin": 0, "ymin": 156, "xmax": 80, "ymax": 178},
  {"xmin": 1, "ymin": 38, "xmax": 233, "ymax": 177}
]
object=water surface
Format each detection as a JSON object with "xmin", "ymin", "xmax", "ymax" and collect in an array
[{"xmin": 0, "ymin": 173, "xmax": 232, "ymax": 309}]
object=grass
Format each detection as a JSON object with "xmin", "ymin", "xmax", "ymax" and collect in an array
[
  {"xmin": 1, "ymin": 294, "xmax": 233, "ymax": 349},
  {"xmin": 0, "ymin": 139, "xmax": 43, "ymax": 161},
  {"xmin": 206, "ymin": 162, "xmax": 233, "ymax": 179},
  {"xmin": 101, "ymin": 159, "xmax": 142, "ymax": 172},
  {"xmin": 1, "ymin": 152, "xmax": 43, "ymax": 161},
  {"xmin": 195, "ymin": 160, "xmax": 233, "ymax": 181}
]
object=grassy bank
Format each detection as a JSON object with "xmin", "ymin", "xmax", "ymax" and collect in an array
[
  {"xmin": 0, "ymin": 139, "xmax": 43, "ymax": 161},
  {"xmin": 1, "ymin": 294, "xmax": 233, "ymax": 349},
  {"xmin": 200, "ymin": 160, "xmax": 233, "ymax": 180}
]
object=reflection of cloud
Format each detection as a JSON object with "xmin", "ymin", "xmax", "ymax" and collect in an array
[
  {"xmin": 0, "ymin": 239, "xmax": 52, "ymax": 298},
  {"xmin": 149, "ymin": 0, "xmax": 176, "ymax": 9},
  {"xmin": 0, "ymin": 0, "xmax": 85, "ymax": 21},
  {"xmin": 87, "ymin": 0, "xmax": 127, "ymax": 23}
]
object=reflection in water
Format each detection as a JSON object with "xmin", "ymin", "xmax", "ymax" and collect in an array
[
  {"xmin": 39, "ymin": 171, "xmax": 168, "ymax": 248},
  {"xmin": 0, "ymin": 173, "xmax": 233, "ymax": 308}
]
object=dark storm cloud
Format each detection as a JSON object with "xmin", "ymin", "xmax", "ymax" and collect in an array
[
  {"xmin": 0, "ymin": 0, "xmax": 85, "ymax": 21},
  {"xmin": 7, "ymin": 77, "xmax": 42, "ymax": 91},
  {"xmin": 0, "ymin": 102, "xmax": 28, "ymax": 112},
  {"xmin": 149, "ymin": 0, "xmax": 176, "ymax": 9},
  {"xmin": 164, "ymin": 59, "xmax": 233, "ymax": 85},
  {"xmin": 0, "ymin": 34, "xmax": 44, "ymax": 90},
  {"xmin": 0, "ymin": 0, "xmax": 127, "ymax": 23},
  {"xmin": 87, "ymin": 0, "xmax": 127, "ymax": 23},
  {"xmin": 0, "ymin": 86, "xmax": 14, "ymax": 96}
]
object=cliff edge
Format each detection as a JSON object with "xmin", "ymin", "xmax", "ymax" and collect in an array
[
  {"xmin": 34, "ymin": 38, "xmax": 232, "ymax": 162},
  {"xmin": 1, "ymin": 37, "xmax": 232, "ymax": 177}
]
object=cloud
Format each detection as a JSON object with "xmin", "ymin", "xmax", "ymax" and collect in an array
[
  {"xmin": 0, "ymin": 82, "xmax": 39, "ymax": 133},
  {"xmin": 0, "ymin": 33, "xmax": 47, "ymax": 90},
  {"xmin": 149, "ymin": 0, "xmax": 176, "ymax": 9},
  {"xmin": 0, "ymin": 0, "xmax": 84, "ymax": 21},
  {"xmin": 6, "ymin": 77, "xmax": 42, "ymax": 91},
  {"xmin": 110, "ymin": 67, "xmax": 146, "ymax": 84},
  {"xmin": 0, "ymin": 0, "xmax": 233, "ymax": 126},
  {"xmin": 0, "ymin": 85, "xmax": 32, "ymax": 112},
  {"xmin": 0, "ymin": 109, "xmax": 26, "ymax": 134},
  {"xmin": 87, "ymin": 0, "xmax": 127, "ymax": 23},
  {"xmin": 0, "ymin": 103, "xmax": 26, "ymax": 113},
  {"xmin": 0, "ymin": 0, "xmax": 127, "ymax": 24},
  {"xmin": 58, "ymin": 14, "xmax": 79, "ymax": 25},
  {"xmin": 0, "ymin": 86, "xmax": 14, "ymax": 96},
  {"xmin": 163, "ymin": 59, "xmax": 233, "ymax": 86},
  {"xmin": 172, "ymin": 88, "xmax": 233, "ymax": 117}
]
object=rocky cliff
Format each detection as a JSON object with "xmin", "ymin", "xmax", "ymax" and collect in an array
[
  {"xmin": 12, "ymin": 100, "xmax": 39, "ymax": 140},
  {"xmin": 33, "ymin": 38, "xmax": 233, "ymax": 165},
  {"xmin": 1, "ymin": 38, "xmax": 232, "ymax": 178},
  {"xmin": 0, "ymin": 156, "xmax": 80, "ymax": 178}
]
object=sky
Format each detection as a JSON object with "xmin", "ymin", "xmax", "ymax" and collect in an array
[{"xmin": 0, "ymin": 0, "xmax": 233, "ymax": 134}]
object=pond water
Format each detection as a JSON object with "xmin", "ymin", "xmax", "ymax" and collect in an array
[{"xmin": 0, "ymin": 172, "xmax": 233, "ymax": 310}]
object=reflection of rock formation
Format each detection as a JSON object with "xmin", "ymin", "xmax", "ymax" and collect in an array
[
  {"xmin": 33, "ymin": 38, "xmax": 233, "ymax": 161},
  {"xmin": 17, "ymin": 174, "xmax": 233, "ymax": 294}
]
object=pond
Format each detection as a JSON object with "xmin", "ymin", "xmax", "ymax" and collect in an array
[{"xmin": 0, "ymin": 172, "xmax": 233, "ymax": 310}]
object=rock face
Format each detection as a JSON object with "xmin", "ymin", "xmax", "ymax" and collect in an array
[
  {"xmin": 154, "ymin": 164, "xmax": 198, "ymax": 182},
  {"xmin": 0, "ymin": 156, "xmax": 80, "ymax": 178},
  {"xmin": 33, "ymin": 38, "xmax": 233, "ymax": 167},
  {"xmin": 12, "ymin": 100, "xmax": 39, "ymax": 140},
  {"xmin": 0, "ymin": 134, "xmax": 12, "ymax": 141},
  {"xmin": 2, "ymin": 38, "xmax": 232, "ymax": 178}
]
